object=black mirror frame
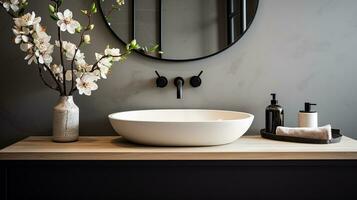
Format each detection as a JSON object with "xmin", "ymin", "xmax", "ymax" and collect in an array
[{"xmin": 98, "ymin": 0, "xmax": 259, "ymax": 62}]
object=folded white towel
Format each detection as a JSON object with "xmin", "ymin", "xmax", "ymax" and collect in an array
[{"xmin": 276, "ymin": 125, "xmax": 332, "ymax": 140}]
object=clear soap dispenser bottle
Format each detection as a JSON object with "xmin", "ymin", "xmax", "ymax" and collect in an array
[{"xmin": 265, "ymin": 93, "xmax": 284, "ymax": 134}]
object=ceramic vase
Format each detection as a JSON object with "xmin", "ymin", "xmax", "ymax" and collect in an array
[{"xmin": 52, "ymin": 96, "xmax": 79, "ymax": 142}]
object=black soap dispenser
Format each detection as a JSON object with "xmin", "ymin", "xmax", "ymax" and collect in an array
[{"xmin": 265, "ymin": 93, "xmax": 284, "ymax": 134}]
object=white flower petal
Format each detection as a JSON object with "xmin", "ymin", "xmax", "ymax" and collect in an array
[
  {"xmin": 10, "ymin": 4, "xmax": 19, "ymax": 12},
  {"xmin": 63, "ymin": 9, "xmax": 73, "ymax": 18},
  {"xmin": 20, "ymin": 43, "xmax": 32, "ymax": 52},
  {"xmin": 38, "ymin": 55, "xmax": 44, "ymax": 64},
  {"xmin": 14, "ymin": 35, "xmax": 22, "ymax": 44},
  {"xmin": 60, "ymin": 23, "xmax": 67, "ymax": 32},
  {"xmin": 67, "ymin": 26, "xmax": 75, "ymax": 34},
  {"xmin": 56, "ymin": 12, "xmax": 64, "ymax": 20},
  {"xmin": 22, "ymin": 35, "xmax": 29, "ymax": 42},
  {"xmin": 3, "ymin": 3, "xmax": 10, "ymax": 11},
  {"xmin": 95, "ymin": 53, "xmax": 103, "ymax": 61}
]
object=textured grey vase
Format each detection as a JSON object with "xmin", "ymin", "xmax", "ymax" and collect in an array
[{"xmin": 52, "ymin": 96, "xmax": 79, "ymax": 142}]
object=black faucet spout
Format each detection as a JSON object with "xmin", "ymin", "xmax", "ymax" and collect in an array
[{"xmin": 174, "ymin": 77, "xmax": 184, "ymax": 99}]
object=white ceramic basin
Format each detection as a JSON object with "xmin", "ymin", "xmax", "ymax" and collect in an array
[{"xmin": 109, "ymin": 109, "xmax": 254, "ymax": 146}]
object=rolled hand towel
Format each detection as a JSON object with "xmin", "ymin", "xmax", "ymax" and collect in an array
[{"xmin": 276, "ymin": 124, "xmax": 332, "ymax": 140}]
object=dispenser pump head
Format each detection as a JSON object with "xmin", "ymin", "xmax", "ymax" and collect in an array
[
  {"xmin": 304, "ymin": 102, "xmax": 317, "ymax": 112},
  {"xmin": 270, "ymin": 93, "xmax": 277, "ymax": 105}
]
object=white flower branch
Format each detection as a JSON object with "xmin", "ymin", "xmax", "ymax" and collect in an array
[
  {"xmin": 69, "ymin": 9, "xmax": 93, "ymax": 95},
  {"xmin": 1, "ymin": 0, "xmax": 155, "ymax": 96},
  {"xmin": 53, "ymin": 0, "xmax": 67, "ymax": 95}
]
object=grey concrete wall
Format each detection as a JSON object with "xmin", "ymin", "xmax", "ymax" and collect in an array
[{"xmin": 1, "ymin": 0, "xmax": 357, "ymax": 148}]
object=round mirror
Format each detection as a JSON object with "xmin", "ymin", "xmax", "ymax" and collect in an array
[{"xmin": 99, "ymin": 0, "xmax": 259, "ymax": 61}]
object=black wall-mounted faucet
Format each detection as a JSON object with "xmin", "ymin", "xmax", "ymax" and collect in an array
[
  {"xmin": 174, "ymin": 77, "xmax": 184, "ymax": 99},
  {"xmin": 154, "ymin": 71, "xmax": 202, "ymax": 99}
]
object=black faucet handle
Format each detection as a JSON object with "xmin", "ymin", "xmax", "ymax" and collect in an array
[
  {"xmin": 155, "ymin": 70, "xmax": 168, "ymax": 88},
  {"xmin": 190, "ymin": 70, "xmax": 203, "ymax": 87}
]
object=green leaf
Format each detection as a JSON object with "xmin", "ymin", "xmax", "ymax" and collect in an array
[
  {"xmin": 130, "ymin": 39, "xmax": 137, "ymax": 46},
  {"xmin": 75, "ymin": 24, "xmax": 82, "ymax": 33},
  {"xmin": 81, "ymin": 9, "xmax": 88, "ymax": 15},
  {"xmin": 50, "ymin": 13, "xmax": 59, "ymax": 21},
  {"xmin": 91, "ymin": 2, "xmax": 97, "ymax": 13},
  {"xmin": 148, "ymin": 44, "xmax": 159, "ymax": 52},
  {"xmin": 49, "ymin": 4, "xmax": 55, "ymax": 13},
  {"xmin": 88, "ymin": 24, "xmax": 95, "ymax": 30},
  {"xmin": 134, "ymin": 44, "xmax": 140, "ymax": 50}
]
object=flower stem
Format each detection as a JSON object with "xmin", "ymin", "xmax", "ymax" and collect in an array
[
  {"xmin": 69, "ymin": 12, "xmax": 92, "ymax": 95},
  {"xmin": 37, "ymin": 64, "xmax": 59, "ymax": 91},
  {"xmin": 90, "ymin": 51, "xmax": 130, "ymax": 72},
  {"xmin": 56, "ymin": 1, "xmax": 67, "ymax": 96},
  {"xmin": 39, "ymin": 61, "xmax": 64, "ymax": 95}
]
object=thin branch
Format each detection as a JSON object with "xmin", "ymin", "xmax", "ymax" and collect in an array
[
  {"xmin": 37, "ymin": 63, "xmax": 59, "ymax": 91},
  {"xmin": 43, "ymin": 63, "xmax": 64, "ymax": 94},
  {"xmin": 36, "ymin": 58, "xmax": 64, "ymax": 95},
  {"xmin": 90, "ymin": 55, "xmax": 110, "ymax": 72},
  {"xmin": 90, "ymin": 52, "xmax": 130, "ymax": 72},
  {"xmin": 105, "ymin": 5, "xmax": 120, "ymax": 20},
  {"xmin": 23, "ymin": 27, "xmax": 64, "ymax": 95},
  {"xmin": 55, "ymin": 1, "xmax": 67, "ymax": 96},
  {"xmin": 69, "ymin": 12, "xmax": 92, "ymax": 95}
]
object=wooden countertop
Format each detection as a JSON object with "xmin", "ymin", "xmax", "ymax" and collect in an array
[{"xmin": 1, "ymin": 135, "xmax": 357, "ymax": 160}]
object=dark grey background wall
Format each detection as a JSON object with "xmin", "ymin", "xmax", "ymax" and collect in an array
[{"xmin": 1, "ymin": 0, "xmax": 357, "ymax": 148}]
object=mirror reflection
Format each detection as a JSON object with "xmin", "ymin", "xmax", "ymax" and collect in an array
[{"xmin": 100, "ymin": 0, "xmax": 259, "ymax": 61}]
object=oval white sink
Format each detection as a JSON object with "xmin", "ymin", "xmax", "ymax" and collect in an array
[{"xmin": 109, "ymin": 109, "xmax": 254, "ymax": 146}]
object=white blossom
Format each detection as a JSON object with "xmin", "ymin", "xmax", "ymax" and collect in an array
[
  {"xmin": 76, "ymin": 74, "xmax": 99, "ymax": 96},
  {"xmin": 76, "ymin": 62, "xmax": 93, "ymax": 73},
  {"xmin": 50, "ymin": 64, "xmax": 64, "ymax": 81},
  {"xmin": 51, "ymin": 64, "xmax": 63, "ymax": 75},
  {"xmin": 55, "ymin": 40, "xmax": 84, "ymax": 63},
  {"xmin": 5, "ymin": 6, "xmax": 130, "ymax": 97},
  {"xmin": 104, "ymin": 47, "xmax": 121, "ymax": 61},
  {"xmin": 24, "ymin": 53, "xmax": 36, "ymax": 65},
  {"xmin": 12, "ymin": 12, "xmax": 53, "ymax": 65},
  {"xmin": 83, "ymin": 34, "xmax": 90, "ymax": 44},
  {"xmin": 73, "ymin": 62, "xmax": 96, "ymax": 81},
  {"xmin": 56, "ymin": 9, "xmax": 80, "ymax": 34},
  {"xmin": 13, "ymin": 26, "xmax": 30, "ymax": 44},
  {"xmin": 2, "ymin": 0, "xmax": 22, "ymax": 12},
  {"xmin": 74, "ymin": 51, "xmax": 85, "ymax": 65},
  {"xmin": 116, "ymin": 0, "xmax": 125, "ymax": 6},
  {"xmin": 32, "ymin": 26, "xmax": 54, "ymax": 65},
  {"xmin": 95, "ymin": 53, "xmax": 112, "ymax": 79},
  {"xmin": 35, "ymin": 51, "xmax": 53, "ymax": 65},
  {"xmin": 56, "ymin": 40, "xmax": 75, "ymax": 59},
  {"xmin": 14, "ymin": 12, "xmax": 41, "ymax": 27},
  {"xmin": 19, "ymin": 42, "xmax": 32, "ymax": 52}
]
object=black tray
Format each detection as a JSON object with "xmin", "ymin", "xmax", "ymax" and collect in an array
[{"xmin": 260, "ymin": 129, "xmax": 342, "ymax": 144}]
